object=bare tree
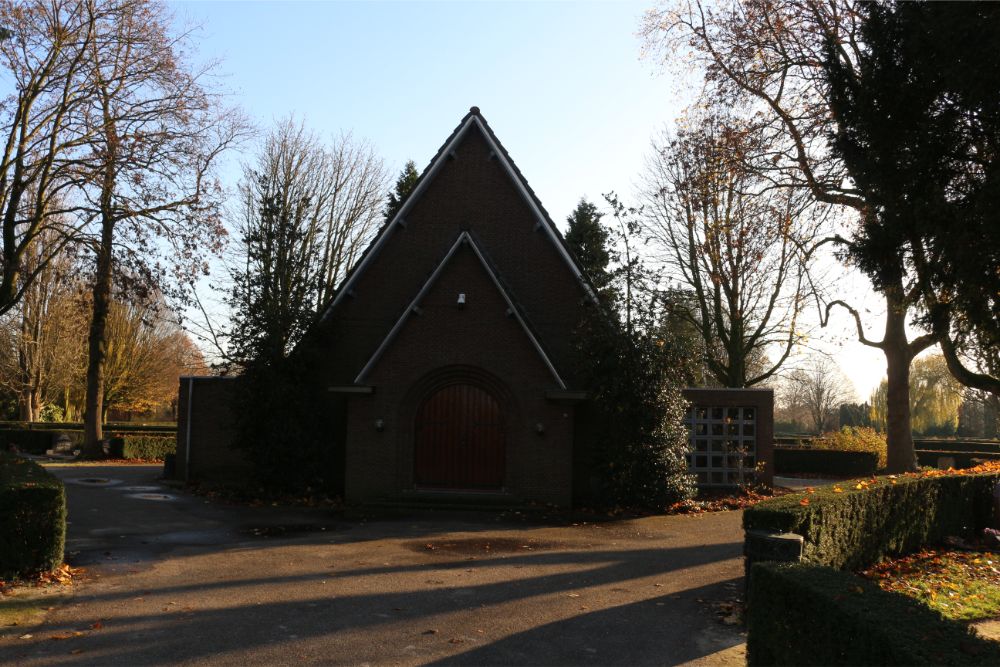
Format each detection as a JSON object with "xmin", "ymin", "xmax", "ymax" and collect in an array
[
  {"xmin": 0, "ymin": 0, "xmax": 95, "ymax": 315},
  {"xmin": 224, "ymin": 118, "xmax": 388, "ymax": 366},
  {"xmin": 71, "ymin": 0, "xmax": 246, "ymax": 454},
  {"xmin": 642, "ymin": 115, "xmax": 825, "ymax": 387},
  {"xmin": 642, "ymin": 0, "xmax": 936, "ymax": 471},
  {"xmin": 783, "ymin": 357, "xmax": 855, "ymax": 434}
]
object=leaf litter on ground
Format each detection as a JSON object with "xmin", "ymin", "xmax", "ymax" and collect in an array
[{"xmin": 861, "ymin": 549, "xmax": 1000, "ymax": 621}]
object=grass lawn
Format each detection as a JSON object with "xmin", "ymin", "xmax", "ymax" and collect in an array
[{"xmin": 861, "ymin": 549, "xmax": 1000, "ymax": 621}]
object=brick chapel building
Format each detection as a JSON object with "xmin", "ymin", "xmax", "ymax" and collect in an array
[{"xmin": 179, "ymin": 107, "xmax": 599, "ymax": 506}]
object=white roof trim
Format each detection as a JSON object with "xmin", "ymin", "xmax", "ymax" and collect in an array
[
  {"xmin": 354, "ymin": 232, "xmax": 567, "ymax": 389},
  {"xmin": 320, "ymin": 112, "xmax": 595, "ymax": 323}
]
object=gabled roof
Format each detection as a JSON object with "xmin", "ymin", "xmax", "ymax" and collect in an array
[
  {"xmin": 320, "ymin": 107, "xmax": 596, "ymax": 323},
  {"xmin": 354, "ymin": 231, "xmax": 567, "ymax": 389}
]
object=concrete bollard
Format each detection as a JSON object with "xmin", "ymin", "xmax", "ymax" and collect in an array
[{"xmin": 744, "ymin": 529, "xmax": 805, "ymax": 594}]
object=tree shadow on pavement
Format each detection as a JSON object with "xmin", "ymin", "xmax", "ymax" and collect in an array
[{"xmin": 0, "ymin": 541, "xmax": 744, "ymax": 666}]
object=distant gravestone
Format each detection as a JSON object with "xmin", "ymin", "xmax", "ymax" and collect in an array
[{"xmin": 47, "ymin": 433, "xmax": 76, "ymax": 457}]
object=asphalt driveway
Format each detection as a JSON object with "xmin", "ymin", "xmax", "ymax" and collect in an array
[{"xmin": 0, "ymin": 465, "xmax": 746, "ymax": 666}]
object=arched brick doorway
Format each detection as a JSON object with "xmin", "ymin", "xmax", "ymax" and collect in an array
[{"xmin": 414, "ymin": 382, "xmax": 505, "ymax": 490}]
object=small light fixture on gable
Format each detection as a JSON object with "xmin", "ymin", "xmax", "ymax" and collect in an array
[
  {"xmin": 374, "ymin": 418, "xmax": 385, "ymax": 432},
  {"xmin": 457, "ymin": 293, "xmax": 466, "ymax": 308}
]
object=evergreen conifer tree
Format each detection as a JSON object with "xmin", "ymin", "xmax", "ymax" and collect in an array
[
  {"xmin": 384, "ymin": 160, "xmax": 419, "ymax": 220},
  {"xmin": 564, "ymin": 198, "xmax": 614, "ymax": 303}
]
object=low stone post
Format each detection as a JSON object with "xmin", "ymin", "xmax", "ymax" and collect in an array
[{"xmin": 744, "ymin": 529, "xmax": 804, "ymax": 595}]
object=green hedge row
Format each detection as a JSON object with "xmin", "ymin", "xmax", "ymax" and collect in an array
[
  {"xmin": 917, "ymin": 449, "xmax": 1000, "ymax": 469},
  {"xmin": 0, "ymin": 453, "xmax": 66, "ymax": 579},
  {"xmin": 0, "ymin": 428, "xmax": 177, "ymax": 458},
  {"xmin": 914, "ymin": 439, "xmax": 1000, "ymax": 454},
  {"xmin": 0, "ymin": 428, "xmax": 71, "ymax": 455},
  {"xmin": 773, "ymin": 447, "xmax": 878, "ymax": 477},
  {"xmin": 0, "ymin": 421, "xmax": 175, "ymax": 433},
  {"xmin": 748, "ymin": 562, "xmax": 1000, "ymax": 666},
  {"xmin": 110, "ymin": 434, "xmax": 175, "ymax": 460},
  {"xmin": 744, "ymin": 471, "xmax": 1000, "ymax": 570}
]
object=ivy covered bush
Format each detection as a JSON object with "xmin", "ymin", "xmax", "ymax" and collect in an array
[{"xmin": 569, "ymin": 195, "xmax": 696, "ymax": 509}]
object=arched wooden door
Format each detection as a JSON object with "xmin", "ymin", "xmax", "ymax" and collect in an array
[{"xmin": 414, "ymin": 383, "xmax": 505, "ymax": 490}]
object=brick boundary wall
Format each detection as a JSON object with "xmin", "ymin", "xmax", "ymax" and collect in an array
[{"xmin": 176, "ymin": 376, "xmax": 249, "ymax": 484}]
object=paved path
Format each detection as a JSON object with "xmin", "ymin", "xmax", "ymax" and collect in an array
[{"xmin": 1, "ymin": 465, "xmax": 746, "ymax": 666}]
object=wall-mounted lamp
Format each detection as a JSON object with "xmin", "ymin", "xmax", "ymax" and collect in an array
[
  {"xmin": 457, "ymin": 292, "xmax": 466, "ymax": 308},
  {"xmin": 375, "ymin": 418, "xmax": 385, "ymax": 432},
  {"xmin": 535, "ymin": 422, "xmax": 545, "ymax": 435}
]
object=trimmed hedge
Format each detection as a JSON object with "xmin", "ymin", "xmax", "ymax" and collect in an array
[
  {"xmin": 774, "ymin": 447, "xmax": 878, "ymax": 477},
  {"xmin": 744, "ymin": 471, "xmax": 1000, "ymax": 570},
  {"xmin": 0, "ymin": 420, "xmax": 175, "ymax": 433},
  {"xmin": 110, "ymin": 434, "xmax": 176, "ymax": 460},
  {"xmin": 0, "ymin": 428, "xmax": 66, "ymax": 455},
  {"xmin": 917, "ymin": 449, "xmax": 1000, "ymax": 469},
  {"xmin": 0, "ymin": 453, "xmax": 66, "ymax": 579},
  {"xmin": 915, "ymin": 439, "xmax": 1000, "ymax": 455},
  {"xmin": 747, "ymin": 562, "xmax": 1000, "ymax": 666}
]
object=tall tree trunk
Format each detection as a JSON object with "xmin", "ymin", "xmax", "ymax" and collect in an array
[
  {"xmin": 18, "ymin": 393, "xmax": 34, "ymax": 422},
  {"xmin": 882, "ymin": 291, "xmax": 918, "ymax": 473},
  {"xmin": 986, "ymin": 396, "xmax": 1000, "ymax": 439},
  {"xmin": 82, "ymin": 216, "xmax": 114, "ymax": 457}
]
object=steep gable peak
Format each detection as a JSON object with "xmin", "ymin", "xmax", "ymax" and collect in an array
[{"xmin": 320, "ymin": 108, "xmax": 597, "ymax": 321}]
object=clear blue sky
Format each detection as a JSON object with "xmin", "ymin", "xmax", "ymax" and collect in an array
[
  {"xmin": 174, "ymin": 0, "xmax": 894, "ymax": 397},
  {"xmin": 174, "ymin": 0, "xmax": 682, "ymax": 223}
]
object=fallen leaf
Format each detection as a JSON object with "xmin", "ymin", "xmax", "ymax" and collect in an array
[{"xmin": 90, "ymin": 621, "xmax": 103, "ymax": 630}]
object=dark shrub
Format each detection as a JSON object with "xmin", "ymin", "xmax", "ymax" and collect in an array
[
  {"xmin": 0, "ymin": 453, "xmax": 66, "ymax": 579},
  {"xmin": 773, "ymin": 447, "xmax": 878, "ymax": 477},
  {"xmin": 748, "ymin": 562, "xmax": 1000, "ymax": 666},
  {"xmin": 0, "ymin": 429, "xmax": 58, "ymax": 455}
]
